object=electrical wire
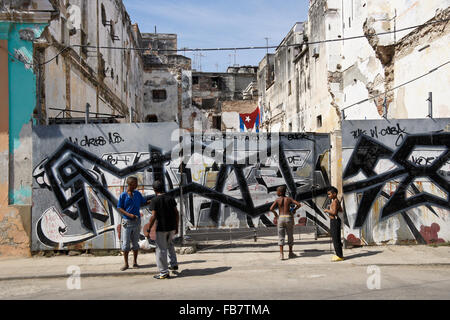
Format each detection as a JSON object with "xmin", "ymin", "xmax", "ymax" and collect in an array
[
  {"xmin": 3, "ymin": 16, "xmax": 449, "ymax": 107},
  {"xmin": 3, "ymin": 45, "xmax": 70, "ymax": 68},
  {"xmin": 68, "ymin": 17, "xmax": 449, "ymax": 53},
  {"xmin": 6, "ymin": 17, "xmax": 447, "ymax": 68}
]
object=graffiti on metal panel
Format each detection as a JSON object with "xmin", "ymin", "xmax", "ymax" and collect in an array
[{"xmin": 343, "ymin": 132, "xmax": 450, "ymax": 244}]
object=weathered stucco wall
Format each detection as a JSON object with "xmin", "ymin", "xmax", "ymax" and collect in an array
[
  {"xmin": 340, "ymin": 0, "xmax": 450, "ymax": 120},
  {"xmin": 42, "ymin": 0, "xmax": 144, "ymax": 123},
  {"xmin": 0, "ymin": 18, "xmax": 50, "ymax": 257},
  {"xmin": 143, "ymin": 69, "xmax": 179, "ymax": 122}
]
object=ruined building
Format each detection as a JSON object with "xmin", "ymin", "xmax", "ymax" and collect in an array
[
  {"xmin": 258, "ymin": 0, "xmax": 450, "ymax": 190},
  {"xmin": 141, "ymin": 32, "xmax": 193, "ymax": 127},
  {"xmin": 37, "ymin": 0, "xmax": 145, "ymax": 124},
  {"xmin": 192, "ymin": 66, "xmax": 258, "ymax": 131},
  {"xmin": 258, "ymin": 22, "xmax": 305, "ymax": 133}
]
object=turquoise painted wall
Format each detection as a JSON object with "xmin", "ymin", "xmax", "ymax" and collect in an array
[{"xmin": 0, "ymin": 21, "xmax": 47, "ymax": 204}]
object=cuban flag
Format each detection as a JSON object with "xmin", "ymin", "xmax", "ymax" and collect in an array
[{"xmin": 239, "ymin": 107, "xmax": 261, "ymax": 133}]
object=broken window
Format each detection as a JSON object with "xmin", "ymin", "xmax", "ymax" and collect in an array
[
  {"xmin": 110, "ymin": 20, "xmax": 119, "ymax": 41},
  {"xmin": 80, "ymin": 29, "xmax": 88, "ymax": 58},
  {"xmin": 201, "ymin": 98, "xmax": 215, "ymax": 109},
  {"xmin": 101, "ymin": 4, "xmax": 107, "ymax": 26},
  {"xmin": 211, "ymin": 77, "xmax": 220, "ymax": 89},
  {"xmin": 192, "ymin": 76, "xmax": 199, "ymax": 85},
  {"xmin": 152, "ymin": 90, "xmax": 167, "ymax": 102}
]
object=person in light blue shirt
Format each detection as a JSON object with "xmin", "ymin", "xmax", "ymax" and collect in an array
[{"xmin": 117, "ymin": 176, "xmax": 150, "ymax": 271}]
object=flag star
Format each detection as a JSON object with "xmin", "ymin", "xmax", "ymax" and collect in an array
[{"xmin": 245, "ymin": 116, "xmax": 251, "ymax": 122}]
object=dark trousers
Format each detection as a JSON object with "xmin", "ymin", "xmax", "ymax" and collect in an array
[{"xmin": 330, "ymin": 218, "xmax": 343, "ymax": 258}]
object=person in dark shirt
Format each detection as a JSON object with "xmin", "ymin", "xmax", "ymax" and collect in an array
[
  {"xmin": 117, "ymin": 176, "xmax": 151, "ymax": 271},
  {"xmin": 147, "ymin": 180, "xmax": 179, "ymax": 279},
  {"xmin": 324, "ymin": 186, "xmax": 344, "ymax": 261}
]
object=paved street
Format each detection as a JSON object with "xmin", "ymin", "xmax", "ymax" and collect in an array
[{"xmin": 0, "ymin": 237, "xmax": 449, "ymax": 300}]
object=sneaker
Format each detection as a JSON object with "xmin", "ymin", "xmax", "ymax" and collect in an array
[
  {"xmin": 331, "ymin": 255, "xmax": 345, "ymax": 262},
  {"xmin": 169, "ymin": 265, "xmax": 179, "ymax": 271},
  {"xmin": 153, "ymin": 273, "xmax": 170, "ymax": 279}
]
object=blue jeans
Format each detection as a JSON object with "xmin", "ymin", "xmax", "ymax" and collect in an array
[{"xmin": 121, "ymin": 219, "xmax": 141, "ymax": 252}]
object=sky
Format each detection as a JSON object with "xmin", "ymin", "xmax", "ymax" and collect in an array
[{"xmin": 123, "ymin": 0, "xmax": 309, "ymax": 72}]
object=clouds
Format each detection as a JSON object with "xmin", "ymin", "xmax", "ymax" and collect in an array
[{"xmin": 123, "ymin": 0, "xmax": 308, "ymax": 71}]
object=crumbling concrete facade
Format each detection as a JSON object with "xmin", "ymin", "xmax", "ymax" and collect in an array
[
  {"xmin": 140, "ymin": 32, "xmax": 198, "ymax": 130},
  {"xmin": 39, "ymin": 0, "xmax": 145, "ymax": 124},
  {"xmin": 259, "ymin": 23, "xmax": 305, "ymax": 133}
]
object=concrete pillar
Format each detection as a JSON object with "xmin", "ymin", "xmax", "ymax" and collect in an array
[
  {"xmin": 0, "ymin": 22, "xmax": 47, "ymax": 257},
  {"xmin": 0, "ymin": 27, "xmax": 31, "ymax": 257}
]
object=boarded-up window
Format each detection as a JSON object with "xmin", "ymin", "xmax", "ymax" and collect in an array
[{"xmin": 152, "ymin": 90, "xmax": 167, "ymax": 102}]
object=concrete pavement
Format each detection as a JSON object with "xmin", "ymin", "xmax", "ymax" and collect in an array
[{"xmin": 0, "ymin": 236, "xmax": 449, "ymax": 281}]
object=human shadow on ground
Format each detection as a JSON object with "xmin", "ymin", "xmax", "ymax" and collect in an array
[
  {"xmin": 172, "ymin": 266, "xmax": 232, "ymax": 278},
  {"xmin": 299, "ymin": 249, "xmax": 331, "ymax": 258},
  {"xmin": 137, "ymin": 260, "xmax": 207, "ymax": 269},
  {"xmin": 343, "ymin": 251, "xmax": 383, "ymax": 261}
]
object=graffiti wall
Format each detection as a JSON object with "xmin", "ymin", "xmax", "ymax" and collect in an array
[
  {"xmin": 32, "ymin": 123, "xmax": 331, "ymax": 251},
  {"xmin": 342, "ymin": 119, "xmax": 450, "ymax": 245}
]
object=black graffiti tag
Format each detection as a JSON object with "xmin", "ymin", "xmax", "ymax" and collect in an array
[
  {"xmin": 108, "ymin": 132, "xmax": 124, "ymax": 144},
  {"xmin": 351, "ymin": 123, "xmax": 408, "ymax": 147},
  {"xmin": 68, "ymin": 132, "xmax": 125, "ymax": 148},
  {"xmin": 344, "ymin": 133, "xmax": 450, "ymax": 228}
]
